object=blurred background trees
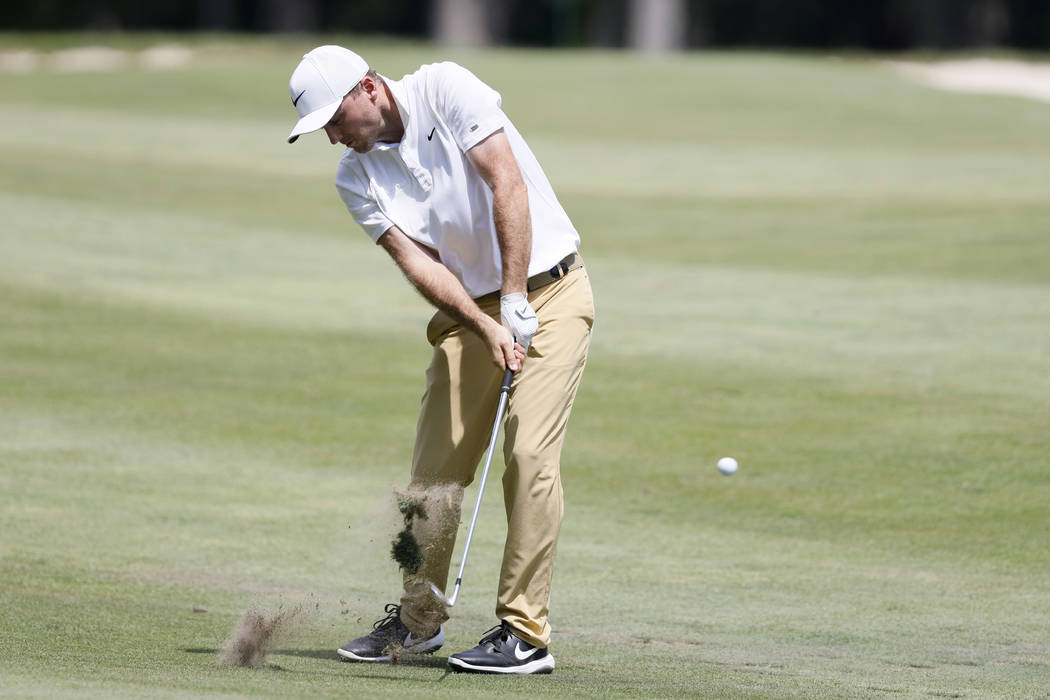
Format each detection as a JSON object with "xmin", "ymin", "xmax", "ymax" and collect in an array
[{"xmin": 1, "ymin": 0, "xmax": 1047, "ymax": 51}]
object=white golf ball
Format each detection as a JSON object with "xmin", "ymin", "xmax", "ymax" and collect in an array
[{"xmin": 717, "ymin": 457, "xmax": 738, "ymax": 475}]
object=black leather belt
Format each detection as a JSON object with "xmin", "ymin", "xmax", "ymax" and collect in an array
[
  {"xmin": 526, "ymin": 253, "xmax": 583, "ymax": 292},
  {"xmin": 474, "ymin": 253, "xmax": 583, "ymax": 304}
]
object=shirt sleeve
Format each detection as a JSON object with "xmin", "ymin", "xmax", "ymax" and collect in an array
[
  {"xmin": 428, "ymin": 62, "xmax": 510, "ymax": 152},
  {"xmin": 335, "ymin": 161, "xmax": 394, "ymax": 243}
]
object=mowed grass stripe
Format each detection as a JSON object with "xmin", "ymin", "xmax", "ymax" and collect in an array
[
  {"xmin": 3, "ymin": 99, "xmax": 1049, "ymax": 204},
  {"xmin": 537, "ymin": 137, "xmax": 1050, "ymax": 203},
  {"xmin": 572, "ymin": 194, "xmax": 1050, "ymax": 282},
  {"xmin": 4, "ymin": 141, "xmax": 1048, "ymax": 282},
  {"xmin": 0, "ymin": 282, "xmax": 426, "ymax": 459},
  {"xmin": 4, "ymin": 190, "xmax": 1048, "ymax": 396},
  {"xmin": 0, "ymin": 191, "xmax": 425, "ymax": 334},
  {"xmin": 588, "ymin": 258, "xmax": 1050, "ymax": 392},
  {"xmin": 0, "ymin": 141, "xmax": 344, "ymax": 235},
  {"xmin": 0, "ymin": 103, "xmax": 334, "ymax": 180}
]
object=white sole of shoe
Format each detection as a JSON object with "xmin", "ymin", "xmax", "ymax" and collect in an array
[
  {"xmin": 336, "ymin": 628, "xmax": 444, "ymax": 662},
  {"xmin": 337, "ymin": 647, "xmax": 392, "ymax": 662},
  {"xmin": 447, "ymin": 653, "xmax": 555, "ymax": 674}
]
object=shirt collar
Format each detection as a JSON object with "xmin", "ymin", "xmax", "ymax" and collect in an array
[
  {"xmin": 367, "ymin": 74, "xmax": 432, "ymax": 191},
  {"xmin": 379, "ymin": 74, "xmax": 412, "ymax": 151}
]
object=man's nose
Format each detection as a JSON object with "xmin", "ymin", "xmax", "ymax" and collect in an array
[{"xmin": 324, "ymin": 125, "xmax": 340, "ymax": 145}]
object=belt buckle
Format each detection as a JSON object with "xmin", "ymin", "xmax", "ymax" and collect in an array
[{"xmin": 549, "ymin": 257, "xmax": 570, "ymax": 280}]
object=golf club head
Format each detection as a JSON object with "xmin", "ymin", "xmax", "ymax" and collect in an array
[{"xmin": 429, "ymin": 581, "xmax": 458, "ymax": 607}]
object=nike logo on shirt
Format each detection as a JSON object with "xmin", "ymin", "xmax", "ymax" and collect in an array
[
  {"xmin": 513, "ymin": 643, "xmax": 539, "ymax": 661},
  {"xmin": 427, "ymin": 127, "xmax": 436, "ymax": 141}
]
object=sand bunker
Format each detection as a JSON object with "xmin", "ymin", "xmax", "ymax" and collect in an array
[{"xmin": 887, "ymin": 58, "xmax": 1050, "ymax": 104}]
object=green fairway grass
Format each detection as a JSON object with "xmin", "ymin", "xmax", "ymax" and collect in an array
[{"xmin": 1, "ymin": 35, "xmax": 1048, "ymax": 697}]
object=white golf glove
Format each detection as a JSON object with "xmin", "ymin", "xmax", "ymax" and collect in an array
[{"xmin": 500, "ymin": 292, "xmax": 538, "ymax": 351}]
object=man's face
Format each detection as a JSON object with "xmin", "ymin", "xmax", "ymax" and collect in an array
[{"xmin": 323, "ymin": 82, "xmax": 380, "ymax": 153}]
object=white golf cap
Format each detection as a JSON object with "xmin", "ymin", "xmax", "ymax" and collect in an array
[{"xmin": 287, "ymin": 45, "xmax": 369, "ymax": 143}]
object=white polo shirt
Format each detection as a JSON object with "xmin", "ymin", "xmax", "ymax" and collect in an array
[{"xmin": 334, "ymin": 62, "xmax": 580, "ymax": 299}]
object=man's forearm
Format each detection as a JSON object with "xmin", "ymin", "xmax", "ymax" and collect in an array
[
  {"xmin": 380, "ymin": 226, "xmax": 522, "ymax": 371},
  {"xmin": 387, "ymin": 236, "xmax": 493, "ymax": 338},
  {"xmin": 493, "ymin": 179, "xmax": 532, "ymax": 297},
  {"xmin": 466, "ymin": 129, "xmax": 533, "ymax": 298}
]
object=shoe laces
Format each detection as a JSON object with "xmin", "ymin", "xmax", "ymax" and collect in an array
[
  {"xmin": 478, "ymin": 621, "xmax": 514, "ymax": 649},
  {"xmin": 372, "ymin": 603, "xmax": 402, "ymax": 632}
]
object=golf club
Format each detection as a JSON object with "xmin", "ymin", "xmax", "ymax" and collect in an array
[{"xmin": 430, "ymin": 365, "xmax": 515, "ymax": 607}]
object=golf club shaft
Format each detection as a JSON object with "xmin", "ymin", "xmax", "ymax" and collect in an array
[{"xmin": 441, "ymin": 367, "xmax": 514, "ymax": 607}]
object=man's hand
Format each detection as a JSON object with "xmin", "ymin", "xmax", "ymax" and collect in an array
[
  {"xmin": 481, "ymin": 316, "xmax": 527, "ymax": 372},
  {"xmin": 500, "ymin": 292, "xmax": 538, "ymax": 352},
  {"xmin": 380, "ymin": 227, "xmax": 525, "ymax": 371}
]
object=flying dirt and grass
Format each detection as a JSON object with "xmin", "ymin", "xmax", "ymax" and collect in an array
[
  {"xmin": 217, "ymin": 602, "xmax": 310, "ymax": 668},
  {"xmin": 1, "ymin": 35, "xmax": 1048, "ymax": 698},
  {"xmin": 391, "ymin": 490, "xmax": 428, "ymax": 575},
  {"xmin": 390, "ymin": 484, "xmax": 463, "ymax": 578}
]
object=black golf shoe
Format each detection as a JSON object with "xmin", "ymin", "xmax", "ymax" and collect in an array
[
  {"xmin": 448, "ymin": 621, "xmax": 555, "ymax": 674},
  {"xmin": 337, "ymin": 603, "xmax": 444, "ymax": 662}
]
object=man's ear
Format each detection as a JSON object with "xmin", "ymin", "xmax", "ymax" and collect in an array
[{"xmin": 361, "ymin": 76, "xmax": 379, "ymax": 101}]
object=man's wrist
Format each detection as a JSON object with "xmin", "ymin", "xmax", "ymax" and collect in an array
[
  {"xmin": 500, "ymin": 291, "xmax": 525, "ymax": 304},
  {"xmin": 500, "ymin": 284, "xmax": 527, "ymax": 297}
]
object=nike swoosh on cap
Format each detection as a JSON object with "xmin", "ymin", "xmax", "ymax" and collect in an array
[
  {"xmin": 513, "ymin": 643, "xmax": 539, "ymax": 661},
  {"xmin": 292, "ymin": 89, "xmax": 306, "ymax": 107}
]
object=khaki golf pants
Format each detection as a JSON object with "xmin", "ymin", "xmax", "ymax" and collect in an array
[{"xmin": 399, "ymin": 265, "xmax": 594, "ymax": 649}]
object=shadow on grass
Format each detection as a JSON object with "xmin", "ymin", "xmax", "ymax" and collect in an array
[{"xmin": 183, "ymin": 647, "xmax": 450, "ymax": 670}]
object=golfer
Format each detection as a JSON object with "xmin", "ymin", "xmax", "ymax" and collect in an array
[{"xmin": 286, "ymin": 46, "xmax": 594, "ymax": 675}]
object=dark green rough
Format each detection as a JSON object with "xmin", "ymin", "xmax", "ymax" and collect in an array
[
  {"xmin": 390, "ymin": 529, "xmax": 424, "ymax": 575},
  {"xmin": 397, "ymin": 495, "xmax": 428, "ymax": 524},
  {"xmin": 390, "ymin": 491, "xmax": 429, "ymax": 574}
]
